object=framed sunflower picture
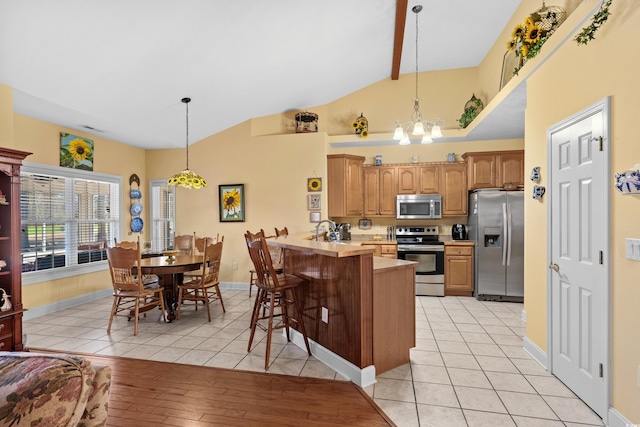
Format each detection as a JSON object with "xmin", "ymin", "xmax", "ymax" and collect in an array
[
  {"xmin": 219, "ymin": 184, "xmax": 245, "ymax": 222},
  {"xmin": 60, "ymin": 132, "xmax": 94, "ymax": 171},
  {"xmin": 307, "ymin": 177, "xmax": 322, "ymax": 192}
]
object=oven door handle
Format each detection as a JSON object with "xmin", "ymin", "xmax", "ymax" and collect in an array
[{"xmin": 398, "ymin": 246, "xmax": 444, "ymax": 252}]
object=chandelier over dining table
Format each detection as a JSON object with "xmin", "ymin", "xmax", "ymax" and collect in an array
[
  {"xmin": 393, "ymin": 5, "xmax": 443, "ymax": 145},
  {"xmin": 167, "ymin": 97, "xmax": 207, "ymax": 189}
]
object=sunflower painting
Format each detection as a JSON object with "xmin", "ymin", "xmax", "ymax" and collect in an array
[
  {"xmin": 60, "ymin": 133, "xmax": 94, "ymax": 171},
  {"xmin": 219, "ymin": 184, "xmax": 245, "ymax": 222}
]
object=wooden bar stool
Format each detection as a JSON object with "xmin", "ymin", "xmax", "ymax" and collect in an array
[{"xmin": 244, "ymin": 233, "xmax": 311, "ymax": 371}]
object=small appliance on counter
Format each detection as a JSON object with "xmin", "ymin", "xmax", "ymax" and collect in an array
[
  {"xmin": 452, "ymin": 224, "xmax": 467, "ymax": 240},
  {"xmin": 336, "ymin": 223, "xmax": 351, "ymax": 240}
]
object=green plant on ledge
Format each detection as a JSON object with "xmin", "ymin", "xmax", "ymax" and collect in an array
[
  {"xmin": 458, "ymin": 97, "xmax": 483, "ymax": 129},
  {"xmin": 574, "ymin": 0, "xmax": 613, "ymax": 45}
]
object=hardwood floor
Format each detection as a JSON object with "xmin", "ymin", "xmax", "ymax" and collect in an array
[{"xmin": 33, "ymin": 349, "xmax": 394, "ymax": 427}]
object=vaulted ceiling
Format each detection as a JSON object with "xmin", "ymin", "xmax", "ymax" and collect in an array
[{"xmin": 0, "ymin": 0, "xmax": 521, "ymax": 149}]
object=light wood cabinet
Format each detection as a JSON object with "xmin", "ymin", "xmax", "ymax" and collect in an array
[
  {"xmin": 396, "ymin": 166, "xmax": 417, "ymax": 194},
  {"xmin": 441, "ymin": 163, "xmax": 468, "ymax": 216},
  {"xmin": 463, "ymin": 150, "xmax": 524, "ymax": 190},
  {"xmin": 397, "ymin": 165, "xmax": 440, "ymax": 194},
  {"xmin": 363, "ymin": 166, "xmax": 396, "ymax": 216},
  {"xmin": 327, "ymin": 154, "xmax": 364, "ymax": 217},
  {"xmin": 444, "ymin": 244, "xmax": 474, "ymax": 296},
  {"xmin": 0, "ymin": 148, "xmax": 31, "ymax": 352},
  {"xmin": 499, "ymin": 151, "xmax": 525, "ymax": 188},
  {"xmin": 361, "ymin": 243, "xmax": 397, "ymax": 259}
]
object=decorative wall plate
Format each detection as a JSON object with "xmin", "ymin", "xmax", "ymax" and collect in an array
[
  {"xmin": 130, "ymin": 217, "xmax": 143, "ymax": 233},
  {"xmin": 130, "ymin": 202, "xmax": 143, "ymax": 216},
  {"xmin": 130, "ymin": 189, "xmax": 142, "ymax": 199}
]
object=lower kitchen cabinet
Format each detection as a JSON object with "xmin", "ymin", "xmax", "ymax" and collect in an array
[
  {"xmin": 361, "ymin": 242, "xmax": 397, "ymax": 259},
  {"xmin": 444, "ymin": 243, "xmax": 474, "ymax": 296}
]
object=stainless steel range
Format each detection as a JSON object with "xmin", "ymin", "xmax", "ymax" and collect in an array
[{"xmin": 396, "ymin": 226, "xmax": 445, "ymax": 296}]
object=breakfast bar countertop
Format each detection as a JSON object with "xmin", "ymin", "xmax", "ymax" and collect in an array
[{"xmin": 269, "ymin": 235, "xmax": 375, "ymax": 258}]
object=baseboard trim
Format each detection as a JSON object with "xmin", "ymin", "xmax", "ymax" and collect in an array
[
  {"xmin": 523, "ymin": 336, "xmax": 548, "ymax": 370},
  {"xmin": 289, "ymin": 329, "xmax": 377, "ymax": 388},
  {"xmin": 607, "ymin": 407, "xmax": 634, "ymax": 427},
  {"xmin": 23, "ymin": 288, "xmax": 113, "ymax": 321}
]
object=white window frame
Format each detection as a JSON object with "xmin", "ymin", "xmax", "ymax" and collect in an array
[
  {"xmin": 21, "ymin": 162, "xmax": 122, "ymax": 285},
  {"xmin": 149, "ymin": 179, "xmax": 176, "ymax": 253}
]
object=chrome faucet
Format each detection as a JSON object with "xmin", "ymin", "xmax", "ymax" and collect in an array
[{"xmin": 315, "ymin": 219, "xmax": 337, "ymax": 241}]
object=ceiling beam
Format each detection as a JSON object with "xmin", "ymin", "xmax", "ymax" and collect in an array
[{"xmin": 391, "ymin": 0, "xmax": 408, "ymax": 80}]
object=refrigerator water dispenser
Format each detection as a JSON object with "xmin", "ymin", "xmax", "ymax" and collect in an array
[{"xmin": 484, "ymin": 227, "xmax": 502, "ymax": 248}]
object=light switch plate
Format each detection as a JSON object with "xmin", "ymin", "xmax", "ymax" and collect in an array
[
  {"xmin": 321, "ymin": 307, "xmax": 328, "ymax": 323},
  {"xmin": 625, "ymin": 238, "xmax": 640, "ymax": 261}
]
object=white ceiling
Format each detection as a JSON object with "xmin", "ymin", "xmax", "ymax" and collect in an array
[{"xmin": 0, "ymin": 0, "xmax": 522, "ymax": 150}]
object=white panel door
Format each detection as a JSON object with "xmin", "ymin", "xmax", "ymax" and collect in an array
[{"xmin": 549, "ymin": 101, "xmax": 608, "ymax": 418}]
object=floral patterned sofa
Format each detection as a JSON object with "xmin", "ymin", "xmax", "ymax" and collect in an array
[{"xmin": 0, "ymin": 352, "xmax": 111, "ymax": 427}]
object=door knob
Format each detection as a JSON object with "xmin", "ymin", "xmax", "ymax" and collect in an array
[{"xmin": 548, "ymin": 263, "xmax": 559, "ymax": 272}]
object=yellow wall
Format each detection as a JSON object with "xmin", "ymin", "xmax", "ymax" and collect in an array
[
  {"xmin": 13, "ymin": 114, "xmax": 148, "ymax": 305},
  {"xmin": 523, "ymin": 0, "xmax": 640, "ymax": 421},
  {"xmin": 0, "ymin": 84, "xmax": 14, "ymax": 149},
  {"xmin": 146, "ymin": 120, "xmax": 328, "ymax": 282}
]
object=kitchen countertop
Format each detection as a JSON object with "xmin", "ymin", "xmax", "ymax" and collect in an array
[
  {"xmin": 373, "ymin": 256, "xmax": 417, "ymax": 272},
  {"xmin": 269, "ymin": 235, "xmax": 375, "ymax": 258},
  {"xmin": 445, "ymin": 240, "xmax": 475, "ymax": 246}
]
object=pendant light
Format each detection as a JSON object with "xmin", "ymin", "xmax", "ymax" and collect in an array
[
  {"xmin": 167, "ymin": 97, "xmax": 207, "ymax": 189},
  {"xmin": 393, "ymin": 5, "xmax": 443, "ymax": 145}
]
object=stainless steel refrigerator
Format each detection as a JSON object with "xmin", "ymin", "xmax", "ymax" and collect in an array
[{"xmin": 467, "ymin": 190, "xmax": 524, "ymax": 301}]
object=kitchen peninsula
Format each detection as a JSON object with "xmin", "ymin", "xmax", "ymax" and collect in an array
[{"xmin": 268, "ymin": 235, "xmax": 417, "ymax": 386}]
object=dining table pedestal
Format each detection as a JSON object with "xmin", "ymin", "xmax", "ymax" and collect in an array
[{"xmin": 136, "ymin": 255, "xmax": 203, "ymax": 322}]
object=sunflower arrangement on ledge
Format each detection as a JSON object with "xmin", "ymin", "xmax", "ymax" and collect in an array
[
  {"xmin": 507, "ymin": 4, "xmax": 565, "ymax": 75},
  {"xmin": 351, "ymin": 113, "xmax": 369, "ymax": 138}
]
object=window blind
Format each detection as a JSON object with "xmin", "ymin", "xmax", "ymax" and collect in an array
[
  {"xmin": 149, "ymin": 180, "xmax": 175, "ymax": 252},
  {"xmin": 20, "ymin": 165, "xmax": 120, "ymax": 274}
]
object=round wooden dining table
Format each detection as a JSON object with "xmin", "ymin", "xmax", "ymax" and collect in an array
[{"xmin": 136, "ymin": 255, "xmax": 202, "ymax": 322}]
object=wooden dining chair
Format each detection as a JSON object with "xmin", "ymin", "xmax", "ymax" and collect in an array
[
  {"xmin": 244, "ymin": 233, "xmax": 311, "ymax": 370},
  {"xmin": 247, "ymin": 229, "xmax": 266, "ymax": 298},
  {"xmin": 274, "ymin": 226, "xmax": 289, "ymax": 237},
  {"xmin": 106, "ymin": 244, "xmax": 166, "ymax": 336},
  {"xmin": 176, "ymin": 240, "xmax": 225, "ymax": 321},
  {"xmin": 184, "ymin": 235, "xmax": 223, "ymax": 281},
  {"xmin": 114, "ymin": 237, "xmax": 159, "ymax": 285},
  {"xmin": 174, "ymin": 233, "xmax": 195, "ymax": 256}
]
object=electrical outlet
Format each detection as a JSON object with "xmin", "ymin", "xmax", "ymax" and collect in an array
[
  {"xmin": 231, "ymin": 261, "xmax": 238, "ymax": 270},
  {"xmin": 321, "ymin": 307, "xmax": 328, "ymax": 323}
]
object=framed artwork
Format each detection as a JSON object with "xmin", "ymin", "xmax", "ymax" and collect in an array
[
  {"xmin": 60, "ymin": 132, "xmax": 94, "ymax": 171},
  {"xmin": 219, "ymin": 184, "xmax": 245, "ymax": 222},
  {"xmin": 359, "ymin": 218, "xmax": 372, "ymax": 229},
  {"xmin": 309, "ymin": 211, "xmax": 321, "ymax": 223},
  {"xmin": 308, "ymin": 194, "xmax": 321, "ymax": 210},
  {"xmin": 307, "ymin": 177, "xmax": 322, "ymax": 192}
]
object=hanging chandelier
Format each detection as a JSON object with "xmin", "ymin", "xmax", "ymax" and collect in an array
[
  {"xmin": 392, "ymin": 5, "xmax": 443, "ymax": 146},
  {"xmin": 167, "ymin": 97, "xmax": 207, "ymax": 189}
]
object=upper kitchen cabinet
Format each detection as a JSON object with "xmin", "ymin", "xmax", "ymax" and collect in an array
[
  {"xmin": 327, "ymin": 154, "xmax": 365, "ymax": 217},
  {"xmin": 363, "ymin": 166, "xmax": 396, "ymax": 217},
  {"xmin": 440, "ymin": 163, "xmax": 467, "ymax": 216},
  {"xmin": 397, "ymin": 165, "xmax": 440, "ymax": 194},
  {"xmin": 463, "ymin": 150, "xmax": 524, "ymax": 190}
]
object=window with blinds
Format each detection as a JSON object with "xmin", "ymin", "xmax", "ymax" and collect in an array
[
  {"xmin": 149, "ymin": 180, "xmax": 175, "ymax": 252},
  {"xmin": 20, "ymin": 164, "xmax": 120, "ymax": 280}
]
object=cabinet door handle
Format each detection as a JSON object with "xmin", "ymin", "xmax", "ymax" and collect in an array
[
  {"xmin": 0, "ymin": 342, "xmax": 4, "ymax": 348},
  {"xmin": 0, "ymin": 324, "xmax": 4, "ymax": 331}
]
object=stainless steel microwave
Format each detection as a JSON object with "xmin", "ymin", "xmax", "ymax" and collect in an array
[{"xmin": 396, "ymin": 194, "xmax": 442, "ymax": 219}]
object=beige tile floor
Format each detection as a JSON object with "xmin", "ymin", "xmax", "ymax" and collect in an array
[{"xmin": 23, "ymin": 290, "xmax": 604, "ymax": 427}]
